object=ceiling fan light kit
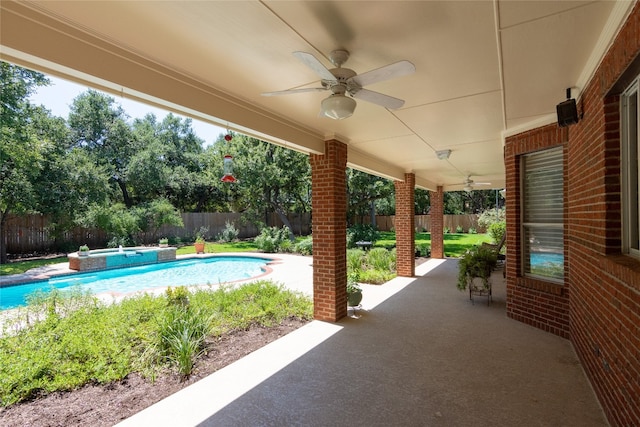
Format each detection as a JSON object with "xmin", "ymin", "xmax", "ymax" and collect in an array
[
  {"xmin": 262, "ymin": 49, "xmax": 415, "ymax": 119},
  {"xmin": 321, "ymin": 93, "xmax": 356, "ymax": 120}
]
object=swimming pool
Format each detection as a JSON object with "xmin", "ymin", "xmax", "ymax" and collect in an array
[
  {"xmin": 0, "ymin": 256, "xmax": 272, "ymax": 310},
  {"xmin": 530, "ymin": 252, "xmax": 564, "ymax": 266}
]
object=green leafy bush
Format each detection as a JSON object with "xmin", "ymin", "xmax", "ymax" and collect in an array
[
  {"xmin": 366, "ymin": 247, "xmax": 395, "ymax": 272},
  {"xmin": 295, "ymin": 236, "xmax": 313, "ymax": 255},
  {"xmin": 217, "ymin": 221, "xmax": 239, "ymax": 243},
  {"xmin": 417, "ymin": 244, "xmax": 431, "ymax": 257},
  {"xmin": 347, "ymin": 249, "xmax": 365, "ymax": 272},
  {"xmin": 468, "ymin": 227, "xmax": 477, "ymax": 234},
  {"xmin": 359, "ymin": 269, "xmax": 396, "ymax": 284},
  {"xmin": 0, "ymin": 280, "xmax": 312, "ymax": 407},
  {"xmin": 456, "ymin": 225, "xmax": 464, "ymax": 233},
  {"xmin": 457, "ymin": 245, "xmax": 498, "ymax": 291},
  {"xmin": 488, "ymin": 221, "xmax": 506, "ymax": 245},
  {"xmin": 477, "ymin": 208, "xmax": 506, "ymax": 231},
  {"xmin": 254, "ymin": 226, "xmax": 290, "ymax": 253}
]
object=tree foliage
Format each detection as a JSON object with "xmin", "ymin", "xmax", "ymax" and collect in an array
[{"xmin": 2, "ymin": 62, "xmax": 505, "ymax": 258}]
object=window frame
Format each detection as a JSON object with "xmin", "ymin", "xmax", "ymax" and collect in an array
[
  {"xmin": 621, "ymin": 76, "xmax": 640, "ymax": 258},
  {"xmin": 520, "ymin": 146, "xmax": 565, "ymax": 283}
]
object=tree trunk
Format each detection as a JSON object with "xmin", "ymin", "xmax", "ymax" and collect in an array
[
  {"xmin": 272, "ymin": 205, "xmax": 295, "ymax": 241},
  {"xmin": 116, "ymin": 179, "xmax": 133, "ymax": 208},
  {"xmin": 0, "ymin": 209, "xmax": 9, "ymax": 263}
]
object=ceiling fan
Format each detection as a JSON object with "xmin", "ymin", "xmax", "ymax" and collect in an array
[
  {"xmin": 458, "ymin": 175, "xmax": 492, "ymax": 192},
  {"xmin": 262, "ymin": 49, "xmax": 415, "ymax": 120}
]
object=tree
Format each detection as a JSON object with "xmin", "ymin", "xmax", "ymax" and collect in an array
[
  {"xmin": 0, "ymin": 62, "xmax": 50, "ymax": 262},
  {"xmin": 215, "ymin": 134, "xmax": 311, "ymax": 239},
  {"xmin": 346, "ymin": 169, "xmax": 394, "ymax": 225},
  {"xmin": 68, "ymin": 90, "xmax": 136, "ymax": 206}
]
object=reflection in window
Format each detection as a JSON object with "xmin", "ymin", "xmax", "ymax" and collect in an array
[{"xmin": 522, "ymin": 147, "xmax": 564, "ymax": 281}]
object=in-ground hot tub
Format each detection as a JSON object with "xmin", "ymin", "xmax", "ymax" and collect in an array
[{"xmin": 68, "ymin": 247, "xmax": 177, "ymax": 272}]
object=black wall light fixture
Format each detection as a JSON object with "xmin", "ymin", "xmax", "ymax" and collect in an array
[{"xmin": 556, "ymin": 87, "xmax": 579, "ymax": 127}]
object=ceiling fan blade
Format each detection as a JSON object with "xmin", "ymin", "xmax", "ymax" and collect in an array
[
  {"xmin": 351, "ymin": 60, "xmax": 415, "ymax": 87},
  {"xmin": 261, "ymin": 87, "xmax": 326, "ymax": 96},
  {"xmin": 293, "ymin": 51, "xmax": 336, "ymax": 81},
  {"xmin": 352, "ymin": 89, "xmax": 405, "ymax": 109}
]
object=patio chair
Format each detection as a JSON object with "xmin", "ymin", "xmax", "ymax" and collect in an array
[{"xmin": 481, "ymin": 233, "xmax": 506, "ymax": 277}]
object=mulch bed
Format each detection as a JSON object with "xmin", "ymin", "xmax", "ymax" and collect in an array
[{"xmin": 0, "ymin": 319, "xmax": 308, "ymax": 427}]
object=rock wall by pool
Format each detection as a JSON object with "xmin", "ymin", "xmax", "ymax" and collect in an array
[{"xmin": 68, "ymin": 247, "xmax": 177, "ymax": 272}]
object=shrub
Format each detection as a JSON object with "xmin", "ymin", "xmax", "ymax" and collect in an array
[
  {"xmin": 444, "ymin": 227, "xmax": 451, "ymax": 234},
  {"xmin": 456, "ymin": 225, "xmax": 464, "ymax": 233},
  {"xmin": 346, "ymin": 224, "xmax": 380, "ymax": 248},
  {"xmin": 417, "ymin": 244, "xmax": 431, "ymax": 257},
  {"xmin": 347, "ymin": 249, "xmax": 365, "ymax": 272},
  {"xmin": 254, "ymin": 226, "xmax": 290, "ymax": 253},
  {"xmin": 477, "ymin": 208, "xmax": 506, "ymax": 231},
  {"xmin": 359, "ymin": 269, "xmax": 396, "ymax": 284},
  {"xmin": 217, "ymin": 221, "xmax": 239, "ymax": 243},
  {"xmin": 468, "ymin": 227, "xmax": 477, "ymax": 234},
  {"xmin": 295, "ymin": 236, "xmax": 313, "ymax": 255},
  {"xmin": 488, "ymin": 221, "xmax": 506, "ymax": 245},
  {"xmin": 366, "ymin": 248, "xmax": 394, "ymax": 272}
]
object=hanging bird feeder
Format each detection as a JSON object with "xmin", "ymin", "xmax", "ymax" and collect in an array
[{"xmin": 221, "ymin": 154, "xmax": 237, "ymax": 183}]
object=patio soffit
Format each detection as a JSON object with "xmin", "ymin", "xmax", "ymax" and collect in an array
[{"xmin": 0, "ymin": 0, "xmax": 634, "ymax": 190}]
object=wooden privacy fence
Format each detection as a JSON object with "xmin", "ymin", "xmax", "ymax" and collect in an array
[
  {"xmin": 2, "ymin": 213, "xmax": 481, "ymax": 255},
  {"xmin": 352, "ymin": 214, "xmax": 483, "ymax": 233},
  {"xmin": 2, "ymin": 212, "xmax": 311, "ymax": 255}
]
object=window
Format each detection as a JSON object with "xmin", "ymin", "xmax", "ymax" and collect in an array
[
  {"xmin": 522, "ymin": 147, "xmax": 564, "ymax": 281},
  {"xmin": 622, "ymin": 76, "xmax": 640, "ymax": 257}
]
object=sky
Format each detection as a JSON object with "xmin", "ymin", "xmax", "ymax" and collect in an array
[{"xmin": 29, "ymin": 75, "xmax": 227, "ymax": 147}]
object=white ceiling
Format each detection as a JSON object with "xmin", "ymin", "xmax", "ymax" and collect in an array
[{"xmin": 1, "ymin": 1, "xmax": 634, "ymax": 191}]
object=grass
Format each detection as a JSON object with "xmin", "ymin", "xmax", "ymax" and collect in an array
[
  {"xmin": 0, "ymin": 281, "xmax": 312, "ymax": 407},
  {"xmin": 377, "ymin": 231, "xmax": 492, "ymax": 258},
  {"xmin": 0, "ymin": 256, "xmax": 67, "ymax": 276}
]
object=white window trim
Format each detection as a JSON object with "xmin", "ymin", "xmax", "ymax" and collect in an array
[{"xmin": 621, "ymin": 76, "xmax": 640, "ymax": 258}]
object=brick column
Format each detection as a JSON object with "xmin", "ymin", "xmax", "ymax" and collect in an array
[
  {"xmin": 394, "ymin": 173, "xmax": 415, "ymax": 277},
  {"xmin": 430, "ymin": 186, "xmax": 444, "ymax": 258},
  {"xmin": 310, "ymin": 139, "xmax": 348, "ymax": 322}
]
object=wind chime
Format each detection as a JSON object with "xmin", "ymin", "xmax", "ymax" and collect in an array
[{"xmin": 221, "ymin": 132, "xmax": 237, "ymax": 183}]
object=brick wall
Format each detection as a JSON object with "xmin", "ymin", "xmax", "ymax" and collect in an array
[
  {"xmin": 394, "ymin": 173, "xmax": 415, "ymax": 277},
  {"xmin": 504, "ymin": 125, "xmax": 569, "ymax": 338},
  {"xmin": 505, "ymin": 3, "xmax": 640, "ymax": 425},
  {"xmin": 567, "ymin": 3, "xmax": 640, "ymax": 424},
  {"xmin": 430, "ymin": 187, "xmax": 444, "ymax": 258},
  {"xmin": 310, "ymin": 139, "xmax": 348, "ymax": 322}
]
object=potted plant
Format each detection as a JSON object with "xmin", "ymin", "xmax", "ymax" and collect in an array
[
  {"xmin": 159, "ymin": 237, "xmax": 169, "ymax": 248},
  {"xmin": 347, "ymin": 271, "xmax": 363, "ymax": 307},
  {"xmin": 78, "ymin": 244, "xmax": 90, "ymax": 256},
  {"xmin": 457, "ymin": 245, "xmax": 498, "ymax": 303},
  {"xmin": 194, "ymin": 226, "xmax": 208, "ymax": 254}
]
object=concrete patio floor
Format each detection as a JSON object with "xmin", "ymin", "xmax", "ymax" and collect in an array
[{"xmin": 117, "ymin": 257, "xmax": 608, "ymax": 427}]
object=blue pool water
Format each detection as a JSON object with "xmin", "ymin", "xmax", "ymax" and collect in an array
[
  {"xmin": 0, "ymin": 256, "xmax": 270, "ymax": 310},
  {"xmin": 530, "ymin": 252, "xmax": 564, "ymax": 266}
]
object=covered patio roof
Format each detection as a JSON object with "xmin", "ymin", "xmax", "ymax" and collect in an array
[{"xmin": 1, "ymin": 1, "xmax": 633, "ymax": 190}]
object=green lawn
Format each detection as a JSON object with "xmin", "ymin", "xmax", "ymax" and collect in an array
[{"xmin": 377, "ymin": 231, "xmax": 493, "ymax": 258}]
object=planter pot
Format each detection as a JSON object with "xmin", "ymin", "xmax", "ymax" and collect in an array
[
  {"xmin": 78, "ymin": 251, "xmax": 89, "ymax": 257},
  {"xmin": 159, "ymin": 243, "xmax": 168, "ymax": 248},
  {"xmin": 347, "ymin": 290, "xmax": 363, "ymax": 307},
  {"xmin": 194, "ymin": 242, "xmax": 205, "ymax": 254}
]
